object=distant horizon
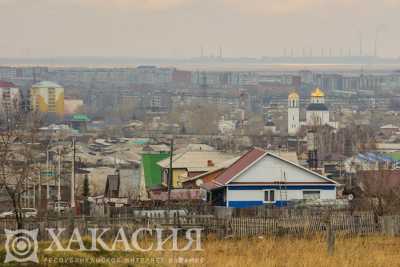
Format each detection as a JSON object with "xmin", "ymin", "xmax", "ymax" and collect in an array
[{"xmin": 1, "ymin": 56, "xmax": 400, "ymax": 72}]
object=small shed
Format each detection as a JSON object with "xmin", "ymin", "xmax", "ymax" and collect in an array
[{"xmin": 69, "ymin": 114, "xmax": 90, "ymax": 132}]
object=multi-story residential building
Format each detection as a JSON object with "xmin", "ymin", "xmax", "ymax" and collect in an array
[
  {"xmin": 30, "ymin": 81, "xmax": 64, "ymax": 117},
  {"xmin": 313, "ymin": 73, "xmax": 383, "ymax": 91},
  {"xmin": 135, "ymin": 66, "xmax": 174, "ymax": 84},
  {"xmin": 315, "ymin": 74, "xmax": 344, "ymax": 91},
  {"xmin": 299, "ymin": 70, "xmax": 314, "ymax": 84},
  {"xmin": 172, "ymin": 69, "xmax": 192, "ymax": 85},
  {"xmin": 0, "ymin": 67, "xmax": 17, "ymax": 80},
  {"xmin": 0, "ymin": 81, "xmax": 21, "ymax": 114}
]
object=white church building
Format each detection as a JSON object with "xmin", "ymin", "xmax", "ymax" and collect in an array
[{"xmin": 288, "ymin": 87, "xmax": 338, "ymax": 136}]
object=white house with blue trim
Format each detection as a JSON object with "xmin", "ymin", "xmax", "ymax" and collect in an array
[{"xmin": 202, "ymin": 147, "xmax": 338, "ymax": 208}]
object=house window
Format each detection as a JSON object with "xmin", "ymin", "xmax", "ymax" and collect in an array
[
  {"xmin": 264, "ymin": 190, "xmax": 275, "ymax": 202},
  {"xmin": 303, "ymin": 191, "xmax": 320, "ymax": 200}
]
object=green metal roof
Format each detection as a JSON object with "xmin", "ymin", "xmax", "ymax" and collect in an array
[
  {"xmin": 71, "ymin": 114, "xmax": 90, "ymax": 122},
  {"xmin": 386, "ymin": 152, "xmax": 400, "ymax": 161}
]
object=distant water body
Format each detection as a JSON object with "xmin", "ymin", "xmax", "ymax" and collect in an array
[
  {"xmin": 164, "ymin": 63, "xmax": 400, "ymax": 73},
  {"xmin": 1, "ymin": 57, "xmax": 400, "ymax": 73}
]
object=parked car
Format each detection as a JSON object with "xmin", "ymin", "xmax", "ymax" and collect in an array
[
  {"xmin": 0, "ymin": 211, "xmax": 14, "ymax": 218},
  {"xmin": 54, "ymin": 202, "xmax": 69, "ymax": 213},
  {"xmin": 0, "ymin": 208, "xmax": 37, "ymax": 218}
]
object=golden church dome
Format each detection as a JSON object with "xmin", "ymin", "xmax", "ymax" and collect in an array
[
  {"xmin": 311, "ymin": 87, "xmax": 325, "ymax": 97},
  {"xmin": 288, "ymin": 91, "xmax": 299, "ymax": 99}
]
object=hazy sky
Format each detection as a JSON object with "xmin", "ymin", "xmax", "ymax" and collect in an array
[{"xmin": 0, "ymin": 0, "xmax": 399, "ymax": 58}]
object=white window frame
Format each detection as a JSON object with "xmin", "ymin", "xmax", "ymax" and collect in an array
[
  {"xmin": 263, "ymin": 189, "xmax": 276, "ymax": 203},
  {"xmin": 302, "ymin": 190, "xmax": 321, "ymax": 200}
]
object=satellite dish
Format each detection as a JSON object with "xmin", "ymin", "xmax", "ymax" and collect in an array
[
  {"xmin": 195, "ymin": 179, "xmax": 204, "ymax": 186},
  {"xmin": 347, "ymin": 193, "xmax": 354, "ymax": 201}
]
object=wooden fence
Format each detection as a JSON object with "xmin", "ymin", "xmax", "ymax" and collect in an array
[
  {"xmin": 106, "ymin": 204, "xmax": 365, "ymax": 219},
  {"xmin": 1, "ymin": 212, "xmax": 399, "ymax": 240}
]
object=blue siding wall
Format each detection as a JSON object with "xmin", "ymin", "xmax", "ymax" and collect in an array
[
  {"xmin": 226, "ymin": 184, "xmax": 336, "ymax": 208},
  {"xmin": 228, "ymin": 200, "xmax": 288, "ymax": 208},
  {"xmin": 228, "ymin": 201, "xmax": 263, "ymax": 208}
]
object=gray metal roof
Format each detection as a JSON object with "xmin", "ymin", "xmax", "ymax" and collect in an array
[{"xmin": 306, "ymin": 103, "xmax": 328, "ymax": 111}]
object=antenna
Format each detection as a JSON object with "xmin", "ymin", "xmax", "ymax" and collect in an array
[
  {"xmin": 374, "ymin": 24, "xmax": 386, "ymax": 58},
  {"xmin": 307, "ymin": 129, "xmax": 318, "ymax": 170},
  {"xmin": 278, "ymin": 168, "xmax": 288, "ymax": 206},
  {"xmin": 359, "ymin": 32, "xmax": 363, "ymax": 57},
  {"xmin": 168, "ymin": 138, "xmax": 174, "ymax": 202},
  {"xmin": 374, "ymin": 28, "xmax": 378, "ymax": 58},
  {"xmin": 71, "ymin": 138, "xmax": 76, "ymax": 211}
]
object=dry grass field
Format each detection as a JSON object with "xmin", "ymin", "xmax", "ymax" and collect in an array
[
  {"xmin": 150, "ymin": 235, "xmax": 400, "ymax": 267},
  {"xmin": 1, "ymin": 235, "xmax": 400, "ymax": 266}
]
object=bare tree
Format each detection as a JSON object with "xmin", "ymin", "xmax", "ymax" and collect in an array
[
  {"xmin": 168, "ymin": 103, "xmax": 221, "ymax": 135},
  {"xmin": 0, "ymin": 111, "xmax": 42, "ymax": 229},
  {"xmin": 360, "ymin": 168, "xmax": 400, "ymax": 215}
]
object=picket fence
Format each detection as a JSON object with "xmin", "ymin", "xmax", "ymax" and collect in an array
[{"xmin": 1, "ymin": 212, "xmax": 399, "ymax": 240}]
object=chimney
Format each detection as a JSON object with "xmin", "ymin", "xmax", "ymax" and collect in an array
[{"xmin": 207, "ymin": 160, "xmax": 214, "ymax": 167}]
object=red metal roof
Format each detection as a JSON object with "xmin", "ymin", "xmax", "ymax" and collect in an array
[
  {"xmin": 201, "ymin": 181, "xmax": 221, "ymax": 191},
  {"xmin": 0, "ymin": 81, "xmax": 16, "ymax": 88},
  {"xmin": 214, "ymin": 147, "xmax": 266, "ymax": 186}
]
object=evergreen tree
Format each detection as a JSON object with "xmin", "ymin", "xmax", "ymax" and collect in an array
[
  {"xmin": 83, "ymin": 174, "xmax": 90, "ymax": 198},
  {"xmin": 83, "ymin": 174, "xmax": 90, "ymax": 215}
]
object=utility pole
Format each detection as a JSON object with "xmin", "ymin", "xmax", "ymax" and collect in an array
[
  {"xmin": 168, "ymin": 138, "xmax": 174, "ymax": 202},
  {"xmin": 46, "ymin": 148, "xmax": 49, "ymax": 203},
  {"xmin": 374, "ymin": 25, "xmax": 386, "ymax": 58},
  {"xmin": 57, "ymin": 146, "xmax": 62, "ymax": 203},
  {"xmin": 71, "ymin": 138, "xmax": 76, "ymax": 210},
  {"xmin": 32, "ymin": 178, "xmax": 35, "ymax": 209},
  {"xmin": 24, "ymin": 180, "xmax": 27, "ymax": 208},
  {"xmin": 38, "ymin": 164, "xmax": 41, "ymax": 213}
]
